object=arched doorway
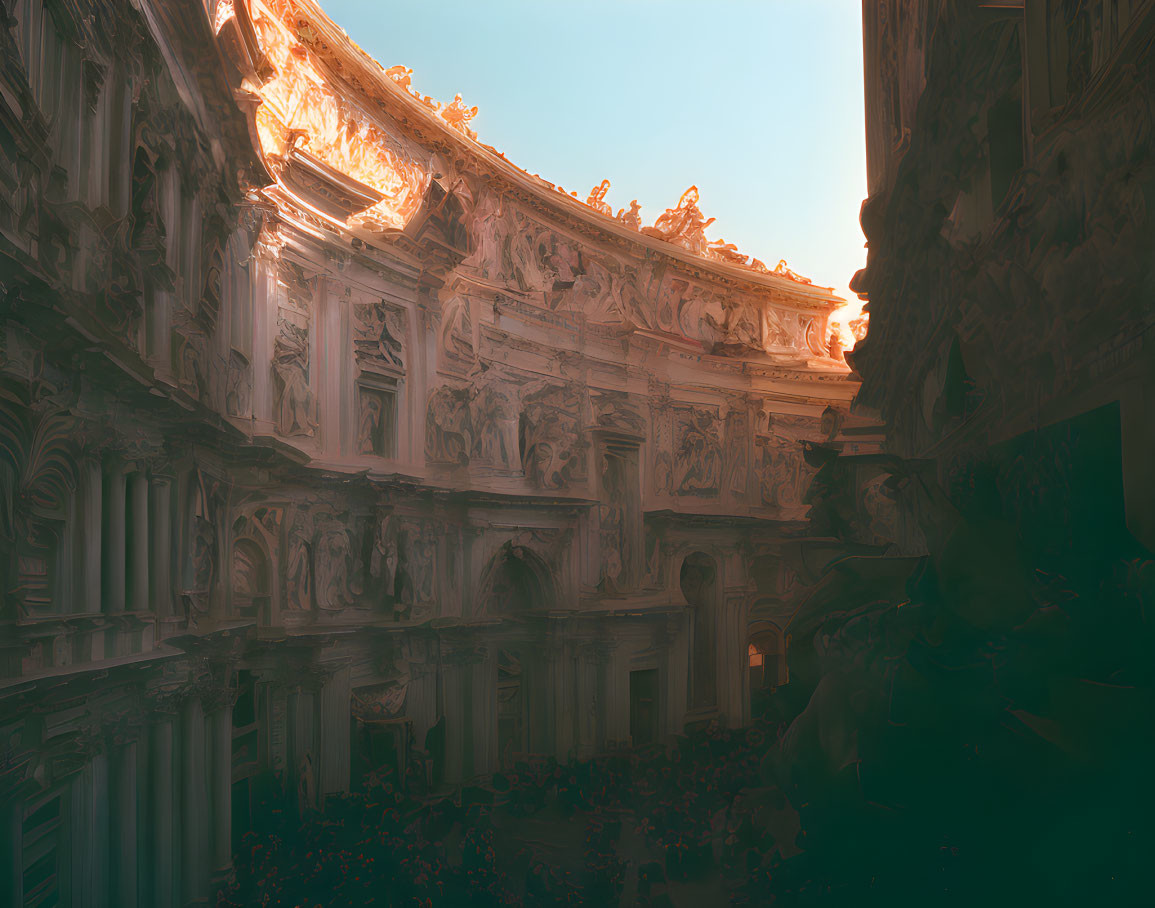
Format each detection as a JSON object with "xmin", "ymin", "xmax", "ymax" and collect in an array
[
  {"xmin": 479, "ymin": 543, "xmax": 555, "ymax": 764},
  {"xmin": 681, "ymin": 551, "xmax": 718, "ymax": 710}
]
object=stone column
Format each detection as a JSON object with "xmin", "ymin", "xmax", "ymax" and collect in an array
[
  {"xmin": 602, "ymin": 641, "xmax": 628, "ymax": 747},
  {"xmin": 470, "ymin": 648, "xmax": 496, "ymax": 777},
  {"xmin": 150, "ymin": 720, "xmax": 175, "ymax": 908},
  {"xmin": 209, "ymin": 705, "xmax": 233, "ymax": 875},
  {"xmin": 101, "ymin": 460, "xmax": 127, "ymax": 613},
  {"xmin": 0, "ymin": 796, "xmax": 21, "ymax": 908},
  {"xmin": 110, "ymin": 741, "xmax": 138, "ymax": 908},
  {"xmin": 442, "ymin": 650, "xmax": 466, "ymax": 785},
  {"xmin": 318, "ymin": 278, "xmax": 342, "ymax": 458},
  {"xmin": 128, "ymin": 473, "xmax": 149, "ymax": 613},
  {"xmin": 82, "ymin": 459, "xmax": 102, "ymax": 614},
  {"xmin": 180, "ymin": 700, "xmax": 207, "ymax": 905},
  {"xmin": 251, "ymin": 261, "xmax": 273, "ymax": 429},
  {"xmin": 407, "ymin": 661, "xmax": 437, "ymax": 753},
  {"xmin": 320, "ymin": 667, "xmax": 351, "ymax": 797},
  {"xmin": 90, "ymin": 751, "xmax": 110, "ymax": 908},
  {"xmin": 550, "ymin": 635, "xmax": 575, "ymax": 759},
  {"xmin": 150, "ymin": 479, "xmax": 173, "ymax": 619}
]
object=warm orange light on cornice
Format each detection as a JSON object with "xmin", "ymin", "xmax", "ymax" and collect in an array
[{"xmin": 249, "ymin": 0, "xmax": 428, "ymax": 229}]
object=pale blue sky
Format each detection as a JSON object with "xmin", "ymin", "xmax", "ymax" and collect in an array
[{"xmin": 321, "ymin": 0, "xmax": 867, "ymax": 318}]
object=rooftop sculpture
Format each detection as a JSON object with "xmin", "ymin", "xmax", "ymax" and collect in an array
[{"xmin": 252, "ymin": 1, "xmax": 820, "ymax": 286}]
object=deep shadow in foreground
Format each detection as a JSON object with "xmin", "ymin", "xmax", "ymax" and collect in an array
[{"xmin": 218, "ymin": 450, "xmax": 1155, "ymax": 906}]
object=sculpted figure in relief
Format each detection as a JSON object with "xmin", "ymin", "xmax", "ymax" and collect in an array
[
  {"xmin": 425, "ymin": 385, "xmax": 474, "ymax": 466},
  {"xmin": 471, "ymin": 384, "xmax": 518, "ymax": 469},
  {"xmin": 676, "ymin": 285, "xmax": 725, "ymax": 346},
  {"xmin": 519, "ymin": 384, "xmax": 585, "ymax": 489},
  {"xmin": 544, "ymin": 236, "xmax": 582, "ymax": 285},
  {"xmin": 763, "ymin": 307, "xmax": 799, "ymax": 349},
  {"xmin": 592, "ymin": 390, "xmax": 645, "ymax": 436},
  {"xmin": 758, "ymin": 436, "xmax": 807, "ymax": 510},
  {"xmin": 357, "ymin": 389, "xmax": 387, "ymax": 456},
  {"xmin": 720, "ymin": 300, "xmax": 761, "ymax": 351},
  {"xmin": 462, "ymin": 193, "xmax": 507, "ymax": 280},
  {"xmin": 225, "ymin": 350, "xmax": 251, "ymax": 418},
  {"xmin": 674, "ymin": 408, "xmax": 723, "ymax": 496},
  {"xmin": 272, "ymin": 319, "xmax": 315, "ymax": 437},
  {"xmin": 723, "ymin": 409, "xmax": 750, "ymax": 497},
  {"xmin": 506, "ymin": 211, "xmax": 552, "ymax": 291},
  {"xmin": 440, "ymin": 297, "xmax": 474, "ymax": 363},
  {"xmin": 406, "ymin": 523, "xmax": 437, "ymax": 606},
  {"xmin": 569, "ymin": 258, "xmax": 617, "ymax": 321},
  {"xmin": 369, "ymin": 513, "xmax": 399, "ymax": 604},
  {"xmin": 313, "ymin": 517, "xmax": 354, "ymax": 611},
  {"xmin": 642, "ymin": 186, "xmax": 716, "ymax": 257},
  {"xmin": 285, "ymin": 513, "xmax": 312, "ymax": 610}
]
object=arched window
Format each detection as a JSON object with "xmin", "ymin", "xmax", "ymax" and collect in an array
[
  {"xmin": 681, "ymin": 552, "xmax": 718, "ymax": 709},
  {"xmin": 748, "ymin": 642, "xmax": 764, "ymax": 667},
  {"xmin": 232, "ymin": 538, "xmax": 269, "ymax": 621}
]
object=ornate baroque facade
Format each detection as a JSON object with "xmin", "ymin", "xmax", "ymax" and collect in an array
[{"xmin": 0, "ymin": 0, "xmax": 863, "ymax": 903}]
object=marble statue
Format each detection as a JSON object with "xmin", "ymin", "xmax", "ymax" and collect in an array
[
  {"xmin": 642, "ymin": 186, "xmax": 716, "ymax": 256},
  {"xmin": 426, "ymin": 385, "xmax": 474, "ymax": 466},
  {"xmin": 273, "ymin": 319, "xmax": 315, "ymax": 437}
]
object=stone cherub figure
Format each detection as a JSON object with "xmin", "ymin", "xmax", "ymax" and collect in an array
[
  {"xmin": 642, "ymin": 186, "xmax": 715, "ymax": 256},
  {"xmin": 439, "ymin": 93, "xmax": 478, "ymax": 139},
  {"xmin": 585, "ymin": 179, "xmax": 612, "ymax": 216},
  {"xmin": 616, "ymin": 199, "xmax": 642, "ymax": 230}
]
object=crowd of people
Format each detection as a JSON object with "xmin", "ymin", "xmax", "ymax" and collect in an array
[
  {"xmin": 215, "ymin": 716, "xmax": 849, "ymax": 907},
  {"xmin": 217, "ymin": 459, "xmax": 1155, "ymax": 908}
]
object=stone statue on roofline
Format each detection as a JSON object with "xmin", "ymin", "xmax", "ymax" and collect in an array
[
  {"xmin": 772, "ymin": 259, "xmax": 813, "ymax": 285},
  {"xmin": 440, "ymin": 93, "xmax": 478, "ymax": 139},
  {"xmin": 707, "ymin": 238, "xmax": 749, "ymax": 266},
  {"xmin": 642, "ymin": 185, "xmax": 716, "ymax": 256},
  {"xmin": 385, "ymin": 65, "xmax": 413, "ymax": 91},
  {"xmin": 586, "ymin": 179, "xmax": 612, "ymax": 216},
  {"xmin": 616, "ymin": 200, "xmax": 642, "ymax": 230}
]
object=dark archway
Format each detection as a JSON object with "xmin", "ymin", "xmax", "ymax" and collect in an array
[{"xmin": 478, "ymin": 543, "xmax": 554, "ymax": 616}]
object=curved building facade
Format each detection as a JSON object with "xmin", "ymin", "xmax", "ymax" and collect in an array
[{"xmin": 0, "ymin": 1, "xmax": 864, "ymax": 902}]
